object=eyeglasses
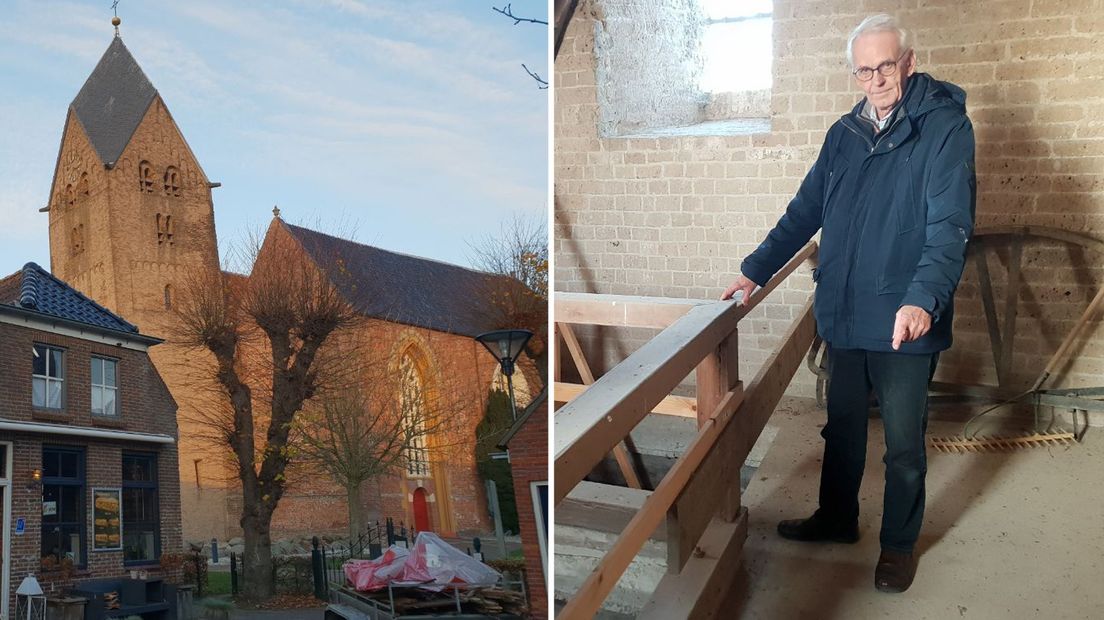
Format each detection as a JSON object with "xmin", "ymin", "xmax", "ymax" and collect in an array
[{"xmin": 852, "ymin": 50, "xmax": 910, "ymax": 82}]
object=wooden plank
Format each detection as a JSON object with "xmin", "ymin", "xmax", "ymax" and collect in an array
[
  {"xmin": 1031, "ymin": 282, "xmax": 1104, "ymax": 391},
  {"xmin": 556, "ymin": 481, "xmax": 665, "ymax": 541},
  {"xmin": 695, "ymin": 332, "xmax": 739, "ymax": 429},
  {"xmin": 997, "ymin": 237, "xmax": 1022, "ymax": 385},
  {"xmin": 971, "ymin": 240, "xmax": 1004, "ymax": 382},
  {"xmin": 554, "ymin": 242, "xmax": 816, "ymax": 505},
  {"xmin": 555, "ymin": 388, "xmax": 745, "ymax": 620},
  {"xmin": 560, "ymin": 323, "xmax": 642, "ymax": 489},
  {"xmin": 974, "ymin": 225, "xmax": 1104, "ymax": 254},
  {"xmin": 553, "ymin": 382, "xmax": 699, "ymax": 418},
  {"xmin": 638, "ymin": 510, "xmax": 749, "ymax": 620},
  {"xmin": 557, "ymin": 297, "xmax": 815, "ymax": 620},
  {"xmin": 559, "ymin": 322, "xmax": 596, "ymax": 384},
  {"xmin": 554, "ymin": 293, "xmax": 708, "ymax": 328},
  {"xmin": 553, "ymin": 323, "xmax": 562, "ymax": 383},
  {"xmin": 668, "ymin": 298, "xmax": 815, "ymax": 577}
]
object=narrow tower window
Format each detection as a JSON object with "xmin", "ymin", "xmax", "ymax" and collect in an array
[
  {"xmin": 164, "ymin": 167, "xmax": 181, "ymax": 197},
  {"xmin": 165, "ymin": 215, "xmax": 174, "ymax": 245},
  {"xmin": 66, "ymin": 184, "xmax": 75, "ymax": 208},
  {"xmin": 139, "ymin": 161, "xmax": 154, "ymax": 193},
  {"xmin": 79, "ymin": 173, "xmax": 90, "ymax": 198},
  {"xmin": 156, "ymin": 213, "xmax": 165, "ymax": 245},
  {"xmin": 164, "ymin": 284, "xmax": 173, "ymax": 310}
]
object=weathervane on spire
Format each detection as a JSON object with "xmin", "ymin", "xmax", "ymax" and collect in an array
[{"xmin": 111, "ymin": 1, "xmax": 121, "ymax": 37}]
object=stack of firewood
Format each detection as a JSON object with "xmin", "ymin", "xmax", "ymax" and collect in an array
[
  {"xmin": 463, "ymin": 587, "xmax": 528, "ymax": 615},
  {"xmin": 102, "ymin": 591, "xmax": 121, "ymax": 610}
]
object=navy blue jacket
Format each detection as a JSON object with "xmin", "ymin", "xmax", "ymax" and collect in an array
[{"xmin": 741, "ymin": 73, "xmax": 976, "ymax": 353}]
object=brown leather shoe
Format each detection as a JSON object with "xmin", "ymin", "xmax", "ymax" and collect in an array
[{"xmin": 874, "ymin": 549, "xmax": 917, "ymax": 593}]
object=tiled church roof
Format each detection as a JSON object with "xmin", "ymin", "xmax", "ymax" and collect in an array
[{"xmin": 283, "ymin": 223, "xmax": 522, "ymax": 338}]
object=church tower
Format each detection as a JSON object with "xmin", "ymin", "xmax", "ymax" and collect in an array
[{"xmin": 45, "ymin": 24, "xmax": 227, "ymax": 541}]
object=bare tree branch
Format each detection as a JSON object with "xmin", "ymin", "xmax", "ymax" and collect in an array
[
  {"xmin": 522, "ymin": 63, "xmax": 549, "ymax": 89},
  {"xmin": 493, "ymin": 3, "xmax": 548, "ymax": 25}
]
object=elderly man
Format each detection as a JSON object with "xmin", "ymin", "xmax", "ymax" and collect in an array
[{"xmin": 722, "ymin": 14, "xmax": 975, "ymax": 593}]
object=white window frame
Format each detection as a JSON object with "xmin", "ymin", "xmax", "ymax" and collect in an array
[
  {"xmin": 1, "ymin": 441, "xmax": 13, "ymax": 620},
  {"xmin": 91, "ymin": 356, "xmax": 119, "ymax": 417},
  {"xmin": 32, "ymin": 344, "xmax": 65, "ymax": 410},
  {"xmin": 530, "ymin": 481, "xmax": 549, "ymax": 589}
]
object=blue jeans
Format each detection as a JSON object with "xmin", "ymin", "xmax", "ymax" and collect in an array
[{"xmin": 815, "ymin": 347, "xmax": 938, "ymax": 553}]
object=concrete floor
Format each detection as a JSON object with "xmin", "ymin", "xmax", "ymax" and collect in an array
[{"xmin": 724, "ymin": 397, "xmax": 1104, "ymax": 619}]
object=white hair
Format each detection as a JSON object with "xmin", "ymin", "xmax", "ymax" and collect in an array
[{"xmin": 847, "ymin": 14, "xmax": 911, "ymax": 68}]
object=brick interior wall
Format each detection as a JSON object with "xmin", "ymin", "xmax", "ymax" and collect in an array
[{"xmin": 555, "ymin": 0, "xmax": 1104, "ymax": 398}]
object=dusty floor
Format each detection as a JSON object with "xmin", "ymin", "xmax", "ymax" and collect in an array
[{"xmin": 723, "ymin": 397, "xmax": 1104, "ymax": 619}]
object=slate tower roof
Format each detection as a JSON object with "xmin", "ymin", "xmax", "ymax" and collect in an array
[{"xmin": 70, "ymin": 37, "xmax": 158, "ymax": 167}]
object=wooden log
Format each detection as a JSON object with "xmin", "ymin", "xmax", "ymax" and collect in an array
[
  {"xmin": 997, "ymin": 236, "xmax": 1022, "ymax": 386},
  {"xmin": 971, "ymin": 241, "xmax": 1004, "ymax": 381}
]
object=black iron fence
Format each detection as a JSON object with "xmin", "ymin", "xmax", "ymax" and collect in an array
[{"xmin": 230, "ymin": 518, "xmax": 410, "ymax": 597}]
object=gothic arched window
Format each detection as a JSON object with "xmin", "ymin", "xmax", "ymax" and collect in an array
[{"xmin": 400, "ymin": 353, "xmax": 431, "ymax": 478}]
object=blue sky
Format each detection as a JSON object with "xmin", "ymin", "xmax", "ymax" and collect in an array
[{"xmin": 0, "ymin": 0, "xmax": 549, "ymax": 276}]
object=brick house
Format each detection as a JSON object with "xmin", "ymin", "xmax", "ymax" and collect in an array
[
  {"xmin": 0, "ymin": 262, "xmax": 181, "ymax": 616},
  {"xmin": 41, "ymin": 32, "xmax": 543, "ymax": 543},
  {"xmin": 499, "ymin": 389, "xmax": 549, "ymax": 620}
]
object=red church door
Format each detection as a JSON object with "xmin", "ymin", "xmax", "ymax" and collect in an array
[{"xmin": 413, "ymin": 487, "xmax": 430, "ymax": 532}]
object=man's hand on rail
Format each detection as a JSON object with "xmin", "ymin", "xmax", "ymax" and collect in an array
[{"xmin": 721, "ymin": 274, "xmax": 757, "ymax": 305}]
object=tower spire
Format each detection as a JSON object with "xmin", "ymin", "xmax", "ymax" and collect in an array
[{"xmin": 111, "ymin": 1, "xmax": 121, "ymax": 37}]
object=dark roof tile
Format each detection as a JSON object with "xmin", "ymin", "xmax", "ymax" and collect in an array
[
  {"xmin": 71, "ymin": 37, "xmax": 158, "ymax": 167},
  {"xmin": 0, "ymin": 263, "xmax": 138, "ymax": 334},
  {"xmin": 283, "ymin": 223, "xmax": 517, "ymax": 338}
]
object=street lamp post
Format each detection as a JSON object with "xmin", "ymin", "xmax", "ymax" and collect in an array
[{"xmin": 475, "ymin": 329, "xmax": 533, "ymax": 421}]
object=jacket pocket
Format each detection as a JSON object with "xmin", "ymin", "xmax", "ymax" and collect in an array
[
  {"xmin": 895, "ymin": 172, "xmax": 920, "ymax": 234},
  {"xmin": 822, "ymin": 164, "xmax": 848, "ymax": 223},
  {"xmin": 877, "ymin": 272, "xmax": 911, "ymax": 295}
]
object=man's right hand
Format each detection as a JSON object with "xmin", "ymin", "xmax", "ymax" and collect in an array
[{"xmin": 721, "ymin": 274, "xmax": 757, "ymax": 305}]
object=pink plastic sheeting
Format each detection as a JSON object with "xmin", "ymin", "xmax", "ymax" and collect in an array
[{"xmin": 344, "ymin": 533, "xmax": 501, "ymax": 592}]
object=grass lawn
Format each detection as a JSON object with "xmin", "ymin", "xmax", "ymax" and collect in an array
[{"xmin": 207, "ymin": 570, "xmax": 232, "ymax": 595}]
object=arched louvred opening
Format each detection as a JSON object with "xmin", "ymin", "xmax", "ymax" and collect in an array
[
  {"xmin": 156, "ymin": 213, "xmax": 164, "ymax": 245},
  {"xmin": 165, "ymin": 215, "xmax": 175, "ymax": 245},
  {"xmin": 139, "ymin": 161, "xmax": 154, "ymax": 193},
  {"xmin": 164, "ymin": 166, "xmax": 181, "ymax": 197},
  {"xmin": 164, "ymin": 284, "xmax": 173, "ymax": 310}
]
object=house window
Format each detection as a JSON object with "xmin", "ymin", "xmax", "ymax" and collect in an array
[
  {"xmin": 32, "ymin": 344, "xmax": 65, "ymax": 410},
  {"xmin": 163, "ymin": 167, "xmax": 181, "ymax": 197},
  {"xmin": 41, "ymin": 446, "xmax": 86, "ymax": 568},
  {"xmin": 122, "ymin": 452, "xmax": 161, "ymax": 564},
  {"xmin": 91, "ymin": 357, "xmax": 118, "ymax": 417},
  {"xmin": 400, "ymin": 354, "xmax": 430, "ymax": 478}
]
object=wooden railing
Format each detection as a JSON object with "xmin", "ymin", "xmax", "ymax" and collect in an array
[{"xmin": 553, "ymin": 241, "xmax": 818, "ymax": 619}]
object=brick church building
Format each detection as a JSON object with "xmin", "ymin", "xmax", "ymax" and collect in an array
[{"xmin": 40, "ymin": 31, "xmax": 541, "ymax": 543}]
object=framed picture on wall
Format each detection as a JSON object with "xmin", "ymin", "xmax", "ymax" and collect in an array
[{"xmin": 92, "ymin": 487, "xmax": 122, "ymax": 551}]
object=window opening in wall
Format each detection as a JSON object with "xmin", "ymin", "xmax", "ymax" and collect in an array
[
  {"xmin": 41, "ymin": 446, "xmax": 86, "ymax": 568},
  {"xmin": 139, "ymin": 161, "xmax": 154, "ymax": 193},
  {"xmin": 164, "ymin": 284, "xmax": 173, "ymax": 310},
  {"xmin": 79, "ymin": 173, "xmax": 89, "ymax": 198},
  {"xmin": 91, "ymin": 357, "xmax": 118, "ymax": 417},
  {"xmin": 122, "ymin": 452, "xmax": 161, "ymax": 564},
  {"xmin": 699, "ymin": 0, "xmax": 772, "ymax": 94},
  {"xmin": 32, "ymin": 344, "xmax": 65, "ymax": 410},
  {"xmin": 163, "ymin": 167, "xmax": 181, "ymax": 197},
  {"xmin": 165, "ymin": 215, "xmax": 174, "ymax": 245},
  {"xmin": 65, "ymin": 184, "xmax": 75, "ymax": 209}
]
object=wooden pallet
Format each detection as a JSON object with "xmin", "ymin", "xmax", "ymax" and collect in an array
[{"xmin": 930, "ymin": 431, "xmax": 1075, "ymax": 453}]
